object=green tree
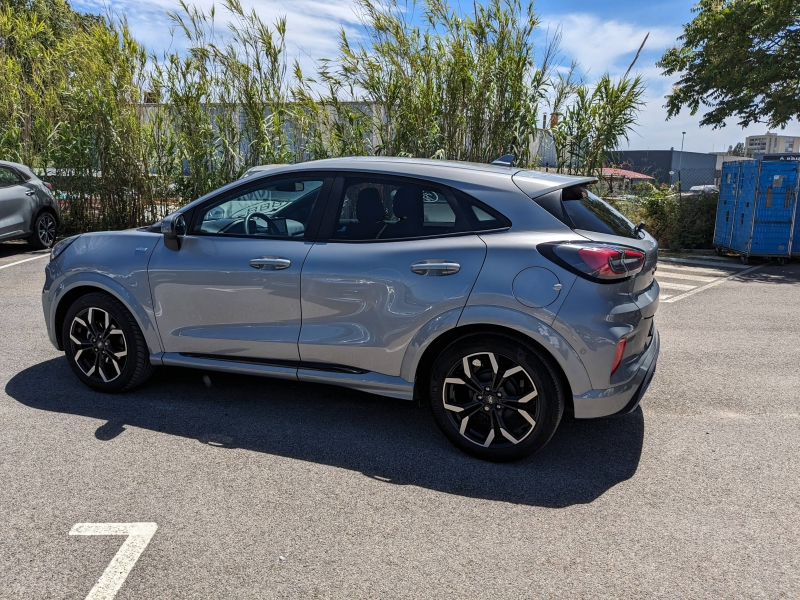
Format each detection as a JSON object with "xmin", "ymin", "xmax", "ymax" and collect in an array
[
  {"xmin": 659, "ymin": 0, "xmax": 800, "ymax": 129},
  {"xmin": 727, "ymin": 142, "xmax": 747, "ymax": 156},
  {"xmin": 551, "ymin": 74, "xmax": 646, "ymax": 176}
]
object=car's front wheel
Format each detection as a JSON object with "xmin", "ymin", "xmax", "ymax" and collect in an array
[
  {"xmin": 62, "ymin": 292, "xmax": 154, "ymax": 392},
  {"xmin": 28, "ymin": 210, "xmax": 58, "ymax": 249},
  {"xmin": 429, "ymin": 332, "xmax": 564, "ymax": 461}
]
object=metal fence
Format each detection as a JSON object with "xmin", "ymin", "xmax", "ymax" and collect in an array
[{"xmin": 676, "ymin": 168, "xmax": 718, "ymax": 191}]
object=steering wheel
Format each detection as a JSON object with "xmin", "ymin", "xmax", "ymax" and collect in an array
[{"xmin": 244, "ymin": 212, "xmax": 281, "ymax": 236}]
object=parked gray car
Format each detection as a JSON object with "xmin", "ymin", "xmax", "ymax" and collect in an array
[
  {"xmin": 42, "ymin": 157, "xmax": 659, "ymax": 460},
  {"xmin": 0, "ymin": 160, "xmax": 60, "ymax": 249}
]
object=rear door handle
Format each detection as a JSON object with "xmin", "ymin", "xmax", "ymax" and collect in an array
[
  {"xmin": 25, "ymin": 190, "xmax": 36, "ymax": 196},
  {"xmin": 411, "ymin": 260, "xmax": 461, "ymax": 276},
  {"xmin": 249, "ymin": 256, "xmax": 291, "ymax": 270}
]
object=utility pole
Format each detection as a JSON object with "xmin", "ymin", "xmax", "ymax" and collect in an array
[{"xmin": 678, "ymin": 131, "xmax": 686, "ymax": 197}]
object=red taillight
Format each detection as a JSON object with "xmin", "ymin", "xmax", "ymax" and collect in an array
[
  {"xmin": 43, "ymin": 182, "xmax": 54, "ymax": 191},
  {"xmin": 578, "ymin": 247, "xmax": 626, "ymax": 276},
  {"xmin": 577, "ymin": 247, "xmax": 645, "ymax": 278},
  {"xmin": 611, "ymin": 337, "xmax": 627, "ymax": 375},
  {"xmin": 540, "ymin": 243, "xmax": 646, "ymax": 282}
]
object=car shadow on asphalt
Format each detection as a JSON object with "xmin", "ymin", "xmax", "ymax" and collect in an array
[
  {"xmin": 0, "ymin": 241, "xmax": 43, "ymax": 259},
  {"xmin": 6, "ymin": 357, "xmax": 644, "ymax": 508}
]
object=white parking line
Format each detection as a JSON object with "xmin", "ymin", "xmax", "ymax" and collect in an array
[
  {"xmin": 661, "ymin": 264, "xmax": 764, "ymax": 303},
  {"xmin": 659, "ymin": 256, "xmax": 749, "ymax": 269},
  {"xmin": 70, "ymin": 522, "xmax": 158, "ymax": 600},
  {"xmin": 657, "ymin": 281, "xmax": 697, "ymax": 291},
  {"xmin": 655, "ymin": 271, "xmax": 719, "ymax": 283},
  {"xmin": 0, "ymin": 254, "xmax": 48, "ymax": 270},
  {"xmin": 657, "ymin": 264, "xmax": 740, "ymax": 277}
]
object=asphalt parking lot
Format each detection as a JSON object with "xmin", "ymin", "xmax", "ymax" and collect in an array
[{"xmin": 0, "ymin": 241, "xmax": 798, "ymax": 599}]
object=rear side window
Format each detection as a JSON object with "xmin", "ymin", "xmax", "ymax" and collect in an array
[
  {"xmin": 452, "ymin": 190, "xmax": 511, "ymax": 232},
  {"xmin": 537, "ymin": 185, "xmax": 637, "ymax": 239},
  {"xmin": 330, "ymin": 176, "xmax": 470, "ymax": 241}
]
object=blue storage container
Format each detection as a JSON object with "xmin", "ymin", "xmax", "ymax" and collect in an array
[{"xmin": 713, "ymin": 159, "xmax": 800, "ymax": 263}]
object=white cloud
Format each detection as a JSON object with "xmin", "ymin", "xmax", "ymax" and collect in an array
[
  {"xmin": 541, "ymin": 12, "xmax": 800, "ymax": 152},
  {"xmin": 544, "ymin": 13, "xmax": 680, "ymax": 78},
  {"xmin": 73, "ymin": 0, "xmax": 363, "ymax": 77}
]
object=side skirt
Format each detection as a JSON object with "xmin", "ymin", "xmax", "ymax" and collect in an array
[{"xmin": 151, "ymin": 352, "xmax": 415, "ymax": 401}]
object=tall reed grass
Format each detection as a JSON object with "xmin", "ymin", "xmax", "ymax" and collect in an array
[{"xmin": 0, "ymin": 0, "xmax": 647, "ymax": 234}]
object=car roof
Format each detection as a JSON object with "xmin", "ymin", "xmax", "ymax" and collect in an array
[
  {"xmin": 246, "ymin": 156, "xmax": 596, "ymax": 196},
  {"xmin": 0, "ymin": 160, "xmax": 36, "ymax": 179}
]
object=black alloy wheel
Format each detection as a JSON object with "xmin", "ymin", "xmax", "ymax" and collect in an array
[
  {"xmin": 29, "ymin": 211, "xmax": 57, "ymax": 249},
  {"xmin": 62, "ymin": 292, "xmax": 154, "ymax": 392},
  {"xmin": 69, "ymin": 306, "xmax": 128, "ymax": 384},
  {"xmin": 429, "ymin": 332, "xmax": 564, "ymax": 461}
]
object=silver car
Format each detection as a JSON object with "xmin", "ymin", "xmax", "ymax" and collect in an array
[
  {"xmin": 42, "ymin": 157, "xmax": 659, "ymax": 461},
  {"xmin": 0, "ymin": 160, "xmax": 60, "ymax": 249}
]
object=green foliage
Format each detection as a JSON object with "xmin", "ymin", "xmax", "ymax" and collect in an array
[
  {"xmin": 727, "ymin": 142, "xmax": 749, "ymax": 157},
  {"xmin": 327, "ymin": 0, "xmax": 557, "ymax": 165},
  {"xmin": 551, "ymin": 74, "xmax": 646, "ymax": 176},
  {"xmin": 610, "ymin": 184, "xmax": 718, "ymax": 250},
  {"xmin": 659, "ymin": 0, "xmax": 800, "ymax": 129},
  {"xmin": 0, "ymin": 0, "xmax": 649, "ymax": 234},
  {"xmin": 0, "ymin": 0, "xmax": 159, "ymax": 231}
]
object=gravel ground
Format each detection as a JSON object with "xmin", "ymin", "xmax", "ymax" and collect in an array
[{"xmin": 0, "ymin": 242, "xmax": 798, "ymax": 599}]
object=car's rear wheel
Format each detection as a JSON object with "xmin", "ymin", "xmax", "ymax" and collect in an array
[
  {"xmin": 62, "ymin": 292, "xmax": 154, "ymax": 392},
  {"xmin": 429, "ymin": 332, "xmax": 564, "ymax": 461},
  {"xmin": 28, "ymin": 210, "xmax": 58, "ymax": 249}
]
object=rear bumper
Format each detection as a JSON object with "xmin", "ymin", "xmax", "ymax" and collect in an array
[{"xmin": 572, "ymin": 327, "xmax": 659, "ymax": 418}]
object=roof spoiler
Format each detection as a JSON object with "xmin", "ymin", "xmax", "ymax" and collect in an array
[{"xmin": 490, "ymin": 154, "xmax": 515, "ymax": 167}]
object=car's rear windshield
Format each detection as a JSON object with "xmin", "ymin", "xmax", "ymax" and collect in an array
[
  {"xmin": 562, "ymin": 186, "xmax": 637, "ymax": 238},
  {"xmin": 534, "ymin": 185, "xmax": 637, "ymax": 239}
]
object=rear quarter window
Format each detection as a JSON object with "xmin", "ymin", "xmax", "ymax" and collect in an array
[{"xmin": 452, "ymin": 189, "xmax": 511, "ymax": 232}]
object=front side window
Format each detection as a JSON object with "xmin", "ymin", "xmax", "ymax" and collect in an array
[
  {"xmin": 193, "ymin": 176, "xmax": 326, "ymax": 238},
  {"xmin": 0, "ymin": 167, "xmax": 21, "ymax": 188},
  {"xmin": 331, "ymin": 176, "xmax": 469, "ymax": 241}
]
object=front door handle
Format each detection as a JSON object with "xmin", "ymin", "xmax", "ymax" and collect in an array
[
  {"xmin": 411, "ymin": 260, "xmax": 461, "ymax": 276},
  {"xmin": 249, "ymin": 256, "xmax": 291, "ymax": 270}
]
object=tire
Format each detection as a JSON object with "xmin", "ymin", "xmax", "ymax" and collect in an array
[
  {"xmin": 27, "ymin": 210, "xmax": 58, "ymax": 249},
  {"xmin": 62, "ymin": 292, "xmax": 154, "ymax": 392},
  {"xmin": 428, "ymin": 332, "xmax": 565, "ymax": 462}
]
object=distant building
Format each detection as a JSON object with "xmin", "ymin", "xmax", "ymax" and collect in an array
[
  {"xmin": 745, "ymin": 132, "xmax": 797, "ymax": 155},
  {"xmin": 708, "ymin": 152, "xmax": 751, "ymax": 171},
  {"xmin": 608, "ymin": 150, "xmax": 717, "ymax": 191}
]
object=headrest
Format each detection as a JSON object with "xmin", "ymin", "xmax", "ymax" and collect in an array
[
  {"xmin": 392, "ymin": 185, "xmax": 424, "ymax": 222},
  {"xmin": 357, "ymin": 188, "xmax": 384, "ymax": 223}
]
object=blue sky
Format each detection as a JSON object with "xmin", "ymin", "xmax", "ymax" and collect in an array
[{"xmin": 72, "ymin": 0, "xmax": 797, "ymax": 153}]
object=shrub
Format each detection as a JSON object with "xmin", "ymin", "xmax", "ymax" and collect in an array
[{"xmin": 608, "ymin": 184, "xmax": 718, "ymax": 250}]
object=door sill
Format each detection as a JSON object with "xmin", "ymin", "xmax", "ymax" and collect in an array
[{"xmin": 152, "ymin": 352, "xmax": 414, "ymax": 400}]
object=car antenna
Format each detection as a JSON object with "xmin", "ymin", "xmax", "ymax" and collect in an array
[{"xmin": 490, "ymin": 154, "xmax": 515, "ymax": 167}]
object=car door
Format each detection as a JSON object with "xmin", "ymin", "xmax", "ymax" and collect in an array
[
  {"xmin": 0, "ymin": 166, "xmax": 31, "ymax": 238},
  {"xmin": 298, "ymin": 173, "xmax": 487, "ymax": 378},
  {"xmin": 148, "ymin": 172, "xmax": 333, "ymax": 363}
]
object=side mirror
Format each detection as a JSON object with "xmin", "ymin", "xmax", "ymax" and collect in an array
[{"xmin": 161, "ymin": 213, "xmax": 186, "ymax": 250}]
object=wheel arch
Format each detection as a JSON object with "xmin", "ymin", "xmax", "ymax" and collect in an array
[
  {"xmin": 52, "ymin": 279, "xmax": 161, "ymax": 356},
  {"xmin": 406, "ymin": 305, "xmax": 593, "ymax": 408},
  {"xmin": 30, "ymin": 204, "xmax": 60, "ymax": 230}
]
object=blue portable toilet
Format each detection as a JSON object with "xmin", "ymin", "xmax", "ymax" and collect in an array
[{"xmin": 713, "ymin": 155, "xmax": 800, "ymax": 264}]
